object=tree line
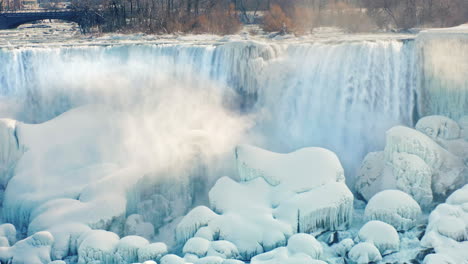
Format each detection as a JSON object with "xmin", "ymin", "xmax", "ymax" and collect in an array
[{"xmin": 1, "ymin": 0, "xmax": 467, "ymax": 34}]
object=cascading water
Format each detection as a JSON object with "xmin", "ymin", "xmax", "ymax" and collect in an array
[{"xmin": 0, "ymin": 34, "xmax": 467, "ymax": 241}]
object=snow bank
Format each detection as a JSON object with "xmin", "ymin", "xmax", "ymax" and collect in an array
[
  {"xmin": 421, "ymin": 184, "xmax": 468, "ymax": 263},
  {"xmin": 0, "ymin": 231, "xmax": 54, "ymax": 264},
  {"xmin": 177, "ymin": 145, "xmax": 353, "ymax": 260},
  {"xmin": 356, "ymin": 116, "xmax": 468, "ymax": 207},
  {"xmin": 356, "ymin": 221, "xmax": 399, "ymax": 255},
  {"xmin": 365, "ymin": 190, "xmax": 421, "ymax": 231},
  {"xmin": 348, "ymin": 242, "xmax": 382, "ymax": 264}
]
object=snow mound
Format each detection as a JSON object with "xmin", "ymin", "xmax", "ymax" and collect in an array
[
  {"xmin": 138, "ymin": 242, "xmax": 168, "ymax": 263},
  {"xmin": 207, "ymin": 240, "xmax": 240, "ymax": 259},
  {"xmin": 183, "ymin": 237, "xmax": 211, "ymax": 258},
  {"xmin": 421, "ymin": 185, "xmax": 468, "ymax": 263},
  {"xmin": 160, "ymin": 254, "xmax": 186, "ymax": 264},
  {"xmin": 356, "ymin": 118, "xmax": 468, "ymax": 206},
  {"xmin": 77, "ymin": 230, "xmax": 120, "ymax": 264},
  {"xmin": 348, "ymin": 242, "xmax": 382, "ymax": 264},
  {"xmin": 365, "ymin": 190, "xmax": 421, "ymax": 231},
  {"xmin": 0, "ymin": 231, "xmax": 54, "ymax": 264},
  {"xmin": 416, "ymin": 115, "xmax": 461, "ymax": 140},
  {"xmin": 114, "ymin": 236, "xmax": 149, "ymax": 264},
  {"xmin": 356, "ymin": 221, "xmax": 399, "ymax": 255},
  {"xmin": 178, "ymin": 145, "xmax": 353, "ymax": 260},
  {"xmin": 286, "ymin": 234, "xmax": 323, "ymax": 259}
]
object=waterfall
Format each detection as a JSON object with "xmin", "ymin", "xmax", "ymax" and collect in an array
[{"xmin": 0, "ymin": 36, "xmax": 466, "ymax": 186}]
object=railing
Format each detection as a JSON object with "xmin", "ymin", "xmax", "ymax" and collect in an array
[{"xmin": 0, "ymin": 8, "xmax": 76, "ymax": 14}]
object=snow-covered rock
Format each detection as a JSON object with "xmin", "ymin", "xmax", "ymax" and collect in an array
[
  {"xmin": 46, "ymin": 223, "xmax": 91, "ymax": 260},
  {"xmin": 160, "ymin": 254, "xmax": 186, "ymax": 264},
  {"xmin": 178, "ymin": 145, "xmax": 353, "ymax": 260},
  {"xmin": 138, "ymin": 242, "xmax": 168, "ymax": 263},
  {"xmin": 183, "ymin": 237, "xmax": 211, "ymax": 258},
  {"xmin": 348, "ymin": 242, "xmax": 382, "ymax": 264},
  {"xmin": 356, "ymin": 117, "xmax": 468, "ymax": 206},
  {"xmin": 286, "ymin": 234, "xmax": 323, "ymax": 259},
  {"xmin": 0, "ymin": 223, "xmax": 16, "ymax": 246},
  {"xmin": 114, "ymin": 235, "xmax": 149, "ymax": 264},
  {"xmin": 421, "ymin": 185, "xmax": 468, "ymax": 263},
  {"xmin": 77, "ymin": 230, "xmax": 120, "ymax": 264},
  {"xmin": 356, "ymin": 221, "xmax": 399, "ymax": 255},
  {"xmin": 423, "ymin": 253, "xmax": 456, "ymax": 264},
  {"xmin": 207, "ymin": 240, "xmax": 240, "ymax": 259},
  {"xmin": 364, "ymin": 190, "xmax": 422, "ymax": 231},
  {"xmin": 194, "ymin": 256, "xmax": 224, "ymax": 264},
  {"xmin": 331, "ymin": 238, "xmax": 354, "ymax": 257},
  {"xmin": 0, "ymin": 231, "xmax": 54, "ymax": 264}
]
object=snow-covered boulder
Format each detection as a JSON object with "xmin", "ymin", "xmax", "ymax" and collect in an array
[
  {"xmin": 421, "ymin": 185, "xmax": 468, "ymax": 263},
  {"xmin": 77, "ymin": 230, "xmax": 120, "ymax": 264},
  {"xmin": 183, "ymin": 237, "xmax": 211, "ymax": 258},
  {"xmin": 207, "ymin": 240, "xmax": 240, "ymax": 259},
  {"xmin": 0, "ymin": 231, "xmax": 54, "ymax": 264},
  {"xmin": 160, "ymin": 254, "xmax": 186, "ymax": 264},
  {"xmin": 286, "ymin": 234, "xmax": 323, "ymax": 259},
  {"xmin": 348, "ymin": 242, "xmax": 382, "ymax": 264},
  {"xmin": 423, "ymin": 253, "xmax": 456, "ymax": 264},
  {"xmin": 138, "ymin": 242, "xmax": 168, "ymax": 263},
  {"xmin": 46, "ymin": 223, "xmax": 91, "ymax": 260},
  {"xmin": 114, "ymin": 235, "xmax": 149, "ymax": 264},
  {"xmin": 416, "ymin": 115, "xmax": 461, "ymax": 140},
  {"xmin": 331, "ymin": 238, "xmax": 354, "ymax": 257},
  {"xmin": 195, "ymin": 256, "xmax": 224, "ymax": 264},
  {"xmin": 124, "ymin": 214, "xmax": 155, "ymax": 241},
  {"xmin": 364, "ymin": 190, "xmax": 421, "ymax": 231},
  {"xmin": 356, "ymin": 118, "xmax": 468, "ymax": 206},
  {"xmin": 356, "ymin": 221, "xmax": 399, "ymax": 255},
  {"xmin": 178, "ymin": 145, "xmax": 353, "ymax": 260}
]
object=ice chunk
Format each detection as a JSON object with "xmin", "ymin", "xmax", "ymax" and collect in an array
[
  {"xmin": 183, "ymin": 237, "xmax": 210, "ymax": 258},
  {"xmin": 356, "ymin": 221, "xmax": 399, "ymax": 255},
  {"xmin": 365, "ymin": 190, "xmax": 421, "ymax": 231},
  {"xmin": 138, "ymin": 242, "xmax": 168, "ymax": 263},
  {"xmin": 355, "ymin": 151, "xmax": 386, "ymax": 202},
  {"xmin": 124, "ymin": 214, "xmax": 155, "ymax": 241},
  {"xmin": 423, "ymin": 253, "xmax": 456, "ymax": 264},
  {"xmin": 77, "ymin": 230, "xmax": 120, "ymax": 264},
  {"xmin": 416, "ymin": 116, "xmax": 461, "ymax": 140},
  {"xmin": 176, "ymin": 206, "xmax": 218, "ymax": 244},
  {"xmin": 114, "ymin": 235, "xmax": 149, "ymax": 264},
  {"xmin": 286, "ymin": 234, "xmax": 322, "ymax": 259},
  {"xmin": 348, "ymin": 242, "xmax": 382, "ymax": 264},
  {"xmin": 160, "ymin": 254, "xmax": 186, "ymax": 264},
  {"xmin": 0, "ymin": 231, "xmax": 54, "ymax": 264},
  {"xmin": 207, "ymin": 240, "xmax": 240, "ymax": 259}
]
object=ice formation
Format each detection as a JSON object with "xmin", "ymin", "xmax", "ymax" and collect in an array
[
  {"xmin": 364, "ymin": 190, "xmax": 422, "ymax": 231},
  {"xmin": 356, "ymin": 221, "xmax": 399, "ymax": 255},
  {"xmin": 356, "ymin": 115, "xmax": 468, "ymax": 207},
  {"xmin": 138, "ymin": 242, "xmax": 168, "ymax": 263},
  {"xmin": 177, "ymin": 145, "xmax": 353, "ymax": 260},
  {"xmin": 348, "ymin": 242, "xmax": 382, "ymax": 264},
  {"xmin": 0, "ymin": 231, "xmax": 54, "ymax": 264},
  {"xmin": 421, "ymin": 184, "xmax": 468, "ymax": 263}
]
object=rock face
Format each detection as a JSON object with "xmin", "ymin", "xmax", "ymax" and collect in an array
[
  {"xmin": 177, "ymin": 145, "xmax": 353, "ymax": 260},
  {"xmin": 421, "ymin": 184, "xmax": 468, "ymax": 263},
  {"xmin": 356, "ymin": 115, "xmax": 468, "ymax": 207}
]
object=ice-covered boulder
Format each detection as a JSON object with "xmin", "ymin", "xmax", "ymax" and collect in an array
[
  {"xmin": 124, "ymin": 214, "xmax": 155, "ymax": 241},
  {"xmin": 194, "ymin": 256, "xmax": 224, "ymax": 264},
  {"xmin": 178, "ymin": 145, "xmax": 353, "ymax": 260},
  {"xmin": 77, "ymin": 230, "xmax": 120, "ymax": 264},
  {"xmin": 356, "ymin": 118, "xmax": 468, "ymax": 206},
  {"xmin": 138, "ymin": 242, "xmax": 168, "ymax": 263},
  {"xmin": 207, "ymin": 240, "xmax": 240, "ymax": 259},
  {"xmin": 356, "ymin": 221, "xmax": 399, "ymax": 255},
  {"xmin": 423, "ymin": 253, "xmax": 456, "ymax": 264},
  {"xmin": 160, "ymin": 254, "xmax": 186, "ymax": 264},
  {"xmin": 46, "ymin": 222, "xmax": 91, "ymax": 260},
  {"xmin": 364, "ymin": 190, "xmax": 421, "ymax": 231},
  {"xmin": 421, "ymin": 185, "xmax": 468, "ymax": 263},
  {"xmin": 114, "ymin": 235, "xmax": 149, "ymax": 264},
  {"xmin": 0, "ymin": 231, "xmax": 54, "ymax": 264},
  {"xmin": 331, "ymin": 238, "xmax": 354, "ymax": 257},
  {"xmin": 416, "ymin": 115, "xmax": 461, "ymax": 140},
  {"xmin": 286, "ymin": 234, "xmax": 323, "ymax": 259},
  {"xmin": 183, "ymin": 237, "xmax": 211, "ymax": 258},
  {"xmin": 348, "ymin": 242, "xmax": 382, "ymax": 264}
]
